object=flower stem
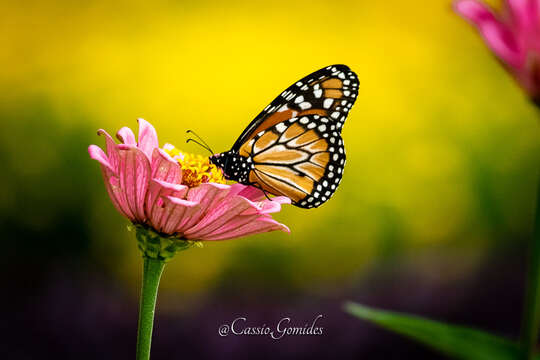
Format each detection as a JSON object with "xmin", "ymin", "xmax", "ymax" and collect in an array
[
  {"xmin": 136, "ymin": 256, "xmax": 166, "ymax": 360},
  {"xmin": 521, "ymin": 174, "xmax": 540, "ymax": 359}
]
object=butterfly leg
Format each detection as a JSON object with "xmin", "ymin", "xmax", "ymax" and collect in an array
[{"xmin": 261, "ymin": 188, "xmax": 274, "ymax": 202}]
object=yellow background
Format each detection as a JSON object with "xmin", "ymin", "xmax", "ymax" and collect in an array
[{"xmin": 1, "ymin": 0, "xmax": 538, "ymax": 308}]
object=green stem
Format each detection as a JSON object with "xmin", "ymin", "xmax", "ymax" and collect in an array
[
  {"xmin": 136, "ymin": 257, "xmax": 166, "ymax": 360},
  {"xmin": 521, "ymin": 174, "xmax": 540, "ymax": 359}
]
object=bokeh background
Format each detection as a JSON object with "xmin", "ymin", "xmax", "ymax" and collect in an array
[{"xmin": 2, "ymin": 0, "xmax": 539, "ymax": 358}]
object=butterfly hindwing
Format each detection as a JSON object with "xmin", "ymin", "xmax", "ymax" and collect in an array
[{"xmin": 244, "ymin": 114, "xmax": 345, "ymax": 208}]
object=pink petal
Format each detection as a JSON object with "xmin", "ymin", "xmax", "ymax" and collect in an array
[
  {"xmin": 202, "ymin": 217, "xmax": 290, "ymax": 241},
  {"xmin": 89, "ymin": 145, "xmax": 136, "ymax": 220},
  {"xmin": 180, "ymin": 183, "xmax": 232, "ymax": 230},
  {"xmin": 150, "ymin": 148, "xmax": 181, "ymax": 184},
  {"xmin": 88, "ymin": 145, "xmax": 114, "ymax": 172},
  {"xmin": 455, "ymin": 0, "xmax": 524, "ymax": 68},
  {"xmin": 146, "ymin": 179, "xmax": 190, "ymax": 233},
  {"xmin": 117, "ymin": 145, "xmax": 151, "ymax": 222},
  {"xmin": 234, "ymin": 184, "xmax": 265, "ymax": 201},
  {"xmin": 137, "ymin": 118, "xmax": 159, "ymax": 159},
  {"xmin": 160, "ymin": 196, "xmax": 200, "ymax": 234},
  {"xmin": 242, "ymin": 196, "xmax": 291, "ymax": 215},
  {"xmin": 507, "ymin": 0, "xmax": 540, "ymax": 31},
  {"xmin": 184, "ymin": 195, "xmax": 260, "ymax": 238},
  {"xmin": 116, "ymin": 127, "xmax": 137, "ymax": 146},
  {"xmin": 97, "ymin": 129, "xmax": 120, "ymax": 170}
]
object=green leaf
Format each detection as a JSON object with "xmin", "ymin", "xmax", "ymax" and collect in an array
[{"xmin": 344, "ymin": 301, "xmax": 533, "ymax": 360}]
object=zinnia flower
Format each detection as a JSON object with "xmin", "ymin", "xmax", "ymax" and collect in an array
[
  {"xmin": 455, "ymin": 0, "xmax": 540, "ymax": 103},
  {"xmin": 88, "ymin": 118, "xmax": 290, "ymax": 259}
]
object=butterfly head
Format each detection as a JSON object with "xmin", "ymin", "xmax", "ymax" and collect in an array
[{"xmin": 209, "ymin": 151, "xmax": 252, "ymax": 183}]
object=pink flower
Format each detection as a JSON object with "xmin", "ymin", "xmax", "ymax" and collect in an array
[
  {"xmin": 455, "ymin": 0, "xmax": 540, "ymax": 102},
  {"xmin": 88, "ymin": 119, "xmax": 290, "ymax": 243}
]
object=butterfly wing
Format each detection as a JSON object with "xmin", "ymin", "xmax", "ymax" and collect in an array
[
  {"xmin": 231, "ymin": 64, "xmax": 359, "ymax": 155},
  {"xmin": 243, "ymin": 114, "xmax": 346, "ymax": 208}
]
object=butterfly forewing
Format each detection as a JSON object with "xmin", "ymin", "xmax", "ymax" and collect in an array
[{"xmin": 232, "ymin": 64, "xmax": 358, "ymax": 152}]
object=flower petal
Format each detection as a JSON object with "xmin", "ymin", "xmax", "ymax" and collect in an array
[
  {"xmin": 151, "ymin": 148, "xmax": 181, "ymax": 184},
  {"xmin": 234, "ymin": 184, "xmax": 265, "ymax": 201},
  {"xmin": 202, "ymin": 217, "xmax": 290, "ymax": 241},
  {"xmin": 507, "ymin": 0, "xmax": 539, "ymax": 31},
  {"xmin": 116, "ymin": 127, "xmax": 137, "ymax": 146},
  {"xmin": 160, "ymin": 196, "xmax": 200, "ymax": 234},
  {"xmin": 146, "ymin": 179, "xmax": 189, "ymax": 233},
  {"xmin": 97, "ymin": 129, "xmax": 120, "ymax": 170},
  {"xmin": 180, "ymin": 183, "xmax": 232, "ymax": 230},
  {"xmin": 137, "ymin": 118, "xmax": 159, "ymax": 159},
  {"xmin": 455, "ymin": 0, "xmax": 524, "ymax": 68},
  {"xmin": 242, "ymin": 196, "xmax": 291, "ymax": 215},
  {"xmin": 89, "ymin": 145, "xmax": 136, "ymax": 220},
  {"xmin": 88, "ymin": 145, "xmax": 114, "ymax": 172},
  {"xmin": 117, "ymin": 145, "xmax": 151, "ymax": 222},
  {"xmin": 184, "ymin": 194, "xmax": 261, "ymax": 238}
]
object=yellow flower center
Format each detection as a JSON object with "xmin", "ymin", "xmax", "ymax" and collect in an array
[{"xmin": 163, "ymin": 144, "xmax": 225, "ymax": 188}]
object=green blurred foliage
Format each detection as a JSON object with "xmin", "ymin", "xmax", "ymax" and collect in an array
[{"xmin": 1, "ymin": 0, "xmax": 539, "ymax": 305}]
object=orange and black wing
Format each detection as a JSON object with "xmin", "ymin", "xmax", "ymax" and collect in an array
[
  {"xmin": 231, "ymin": 64, "xmax": 359, "ymax": 155},
  {"xmin": 241, "ymin": 114, "xmax": 346, "ymax": 208}
]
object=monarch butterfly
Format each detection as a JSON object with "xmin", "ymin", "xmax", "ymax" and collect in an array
[{"xmin": 209, "ymin": 65, "xmax": 359, "ymax": 208}]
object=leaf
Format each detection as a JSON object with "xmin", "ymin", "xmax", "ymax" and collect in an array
[{"xmin": 344, "ymin": 301, "xmax": 533, "ymax": 360}]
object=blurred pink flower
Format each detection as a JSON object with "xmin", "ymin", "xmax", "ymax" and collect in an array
[
  {"xmin": 88, "ymin": 118, "xmax": 290, "ymax": 241},
  {"xmin": 455, "ymin": 0, "xmax": 540, "ymax": 101}
]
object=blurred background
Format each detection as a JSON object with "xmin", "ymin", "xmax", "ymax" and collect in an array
[{"xmin": 1, "ymin": 0, "xmax": 539, "ymax": 358}]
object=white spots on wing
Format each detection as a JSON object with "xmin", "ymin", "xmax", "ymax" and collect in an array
[
  {"xmin": 296, "ymin": 81, "xmax": 303, "ymax": 86},
  {"xmin": 333, "ymin": 154, "xmax": 339, "ymax": 161},
  {"xmin": 300, "ymin": 117, "xmax": 309, "ymax": 124},
  {"xmin": 338, "ymin": 72, "xmax": 346, "ymax": 79},
  {"xmin": 323, "ymin": 98, "xmax": 333, "ymax": 109},
  {"xmin": 344, "ymin": 80, "xmax": 350, "ymax": 85},
  {"xmin": 301, "ymin": 84, "xmax": 308, "ymax": 91},
  {"xmin": 344, "ymin": 90, "xmax": 351, "ymax": 96},
  {"xmin": 278, "ymin": 104, "xmax": 289, "ymax": 112},
  {"xmin": 314, "ymin": 89, "xmax": 323, "ymax": 98},
  {"xmin": 331, "ymin": 111, "xmax": 340, "ymax": 119},
  {"xmin": 275, "ymin": 123, "xmax": 287, "ymax": 133},
  {"xmin": 318, "ymin": 124, "xmax": 327, "ymax": 132},
  {"xmin": 294, "ymin": 95, "xmax": 304, "ymax": 104},
  {"xmin": 286, "ymin": 93, "xmax": 295, "ymax": 101},
  {"xmin": 307, "ymin": 122, "xmax": 316, "ymax": 129},
  {"xmin": 299, "ymin": 102, "xmax": 311, "ymax": 110}
]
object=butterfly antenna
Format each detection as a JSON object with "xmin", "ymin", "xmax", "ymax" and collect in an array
[
  {"xmin": 186, "ymin": 130, "xmax": 214, "ymax": 154},
  {"xmin": 186, "ymin": 138, "xmax": 214, "ymax": 155}
]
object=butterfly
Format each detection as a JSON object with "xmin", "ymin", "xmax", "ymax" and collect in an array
[{"xmin": 209, "ymin": 64, "xmax": 359, "ymax": 208}]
